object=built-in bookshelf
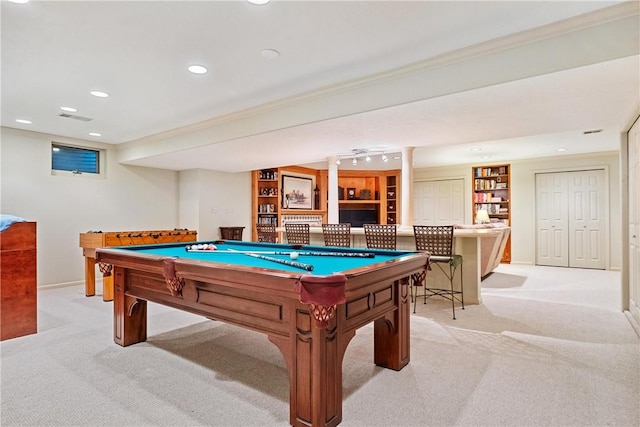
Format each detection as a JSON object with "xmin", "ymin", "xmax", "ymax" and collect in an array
[
  {"xmin": 251, "ymin": 167, "xmax": 399, "ymax": 241},
  {"xmin": 251, "ymin": 166, "xmax": 327, "ymax": 241},
  {"xmin": 472, "ymin": 164, "xmax": 511, "ymax": 262},
  {"xmin": 255, "ymin": 168, "xmax": 279, "ymax": 226},
  {"xmin": 386, "ymin": 175, "xmax": 398, "ymax": 224}
]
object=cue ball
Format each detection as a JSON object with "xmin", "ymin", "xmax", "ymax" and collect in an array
[{"xmin": 290, "ymin": 252, "xmax": 299, "ymax": 260}]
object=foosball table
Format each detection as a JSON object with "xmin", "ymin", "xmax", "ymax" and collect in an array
[{"xmin": 79, "ymin": 229, "xmax": 197, "ymax": 301}]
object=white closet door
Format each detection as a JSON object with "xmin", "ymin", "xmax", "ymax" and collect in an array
[
  {"xmin": 536, "ymin": 172, "xmax": 569, "ymax": 267},
  {"xmin": 536, "ymin": 170, "xmax": 606, "ymax": 269},
  {"xmin": 568, "ymin": 170, "xmax": 605, "ymax": 269},
  {"xmin": 413, "ymin": 179, "xmax": 464, "ymax": 225}
]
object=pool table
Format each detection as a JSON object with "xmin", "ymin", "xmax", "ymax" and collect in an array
[{"xmin": 95, "ymin": 240, "xmax": 429, "ymax": 427}]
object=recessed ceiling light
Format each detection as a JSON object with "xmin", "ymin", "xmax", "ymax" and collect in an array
[
  {"xmin": 89, "ymin": 132, "xmax": 101, "ymax": 137},
  {"xmin": 471, "ymin": 147, "xmax": 482, "ymax": 152},
  {"xmin": 557, "ymin": 148, "xmax": 567, "ymax": 152},
  {"xmin": 90, "ymin": 90, "xmax": 109, "ymax": 98},
  {"xmin": 393, "ymin": 155, "xmax": 401, "ymax": 160},
  {"xmin": 188, "ymin": 65, "xmax": 208, "ymax": 75},
  {"xmin": 60, "ymin": 106, "xmax": 78, "ymax": 112},
  {"xmin": 248, "ymin": 0, "xmax": 270, "ymax": 5},
  {"xmin": 482, "ymin": 155, "xmax": 492, "ymax": 159},
  {"xmin": 8, "ymin": 0, "xmax": 30, "ymax": 4},
  {"xmin": 261, "ymin": 49, "xmax": 279, "ymax": 59},
  {"xmin": 16, "ymin": 119, "xmax": 32, "ymax": 124}
]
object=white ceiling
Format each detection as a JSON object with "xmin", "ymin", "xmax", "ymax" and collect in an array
[{"xmin": 2, "ymin": 0, "xmax": 639, "ymax": 173}]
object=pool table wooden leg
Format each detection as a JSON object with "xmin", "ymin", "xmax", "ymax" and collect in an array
[
  {"xmin": 112, "ymin": 266, "xmax": 147, "ymax": 346},
  {"xmin": 373, "ymin": 277, "xmax": 411, "ymax": 370},
  {"xmin": 102, "ymin": 274, "xmax": 114, "ymax": 302},
  {"xmin": 270, "ymin": 305, "xmax": 351, "ymax": 427}
]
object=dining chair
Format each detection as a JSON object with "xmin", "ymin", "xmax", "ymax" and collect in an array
[
  {"xmin": 285, "ymin": 223, "xmax": 310, "ymax": 245},
  {"xmin": 363, "ymin": 224, "xmax": 397, "ymax": 250},
  {"xmin": 255, "ymin": 223, "xmax": 277, "ymax": 243},
  {"xmin": 321, "ymin": 223, "xmax": 351, "ymax": 247},
  {"xmin": 412, "ymin": 225, "xmax": 464, "ymax": 319}
]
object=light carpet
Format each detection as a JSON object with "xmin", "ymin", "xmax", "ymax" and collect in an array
[{"xmin": 1, "ymin": 264, "xmax": 638, "ymax": 426}]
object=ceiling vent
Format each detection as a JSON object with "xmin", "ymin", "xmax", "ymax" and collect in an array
[{"xmin": 58, "ymin": 113, "xmax": 93, "ymax": 122}]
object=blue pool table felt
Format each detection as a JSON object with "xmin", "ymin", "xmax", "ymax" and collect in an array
[{"xmin": 128, "ymin": 240, "xmax": 410, "ymax": 276}]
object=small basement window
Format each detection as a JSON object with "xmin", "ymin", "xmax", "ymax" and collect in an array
[{"xmin": 52, "ymin": 143, "xmax": 101, "ymax": 175}]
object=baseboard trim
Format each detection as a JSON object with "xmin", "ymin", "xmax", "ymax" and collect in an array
[
  {"xmin": 624, "ymin": 310, "xmax": 640, "ymax": 338},
  {"xmin": 38, "ymin": 281, "xmax": 84, "ymax": 291}
]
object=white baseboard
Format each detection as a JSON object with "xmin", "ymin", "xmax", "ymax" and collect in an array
[
  {"xmin": 626, "ymin": 302, "xmax": 640, "ymax": 338},
  {"xmin": 37, "ymin": 280, "xmax": 84, "ymax": 291}
]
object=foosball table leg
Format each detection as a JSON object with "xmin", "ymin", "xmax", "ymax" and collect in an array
[{"xmin": 84, "ymin": 257, "xmax": 96, "ymax": 297}]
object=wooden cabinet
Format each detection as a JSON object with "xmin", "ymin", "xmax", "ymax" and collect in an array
[
  {"xmin": 472, "ymin": 164, "xmax": 511, "ymax": 262},
  {"xmin": 1, "ymin": 221, "xmax": 37, "ymax": 341},
  {"xmin": 337, "ymin": 170, "xmax": 399, "ymax": 226}
]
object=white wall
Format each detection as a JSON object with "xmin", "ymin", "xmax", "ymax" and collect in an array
[
  {"xmin": 178, "ymin": 168, "xmax": 251, "ymax": 241},
  {"xmin": 1, "ymin": 128, "xmax": 180, "ymax": 286},
  {"xmin": 178, "ymin": 169, "xmax": 201, "ymax": 234},
  {"xmin": 1, "ymin": 128, "xmax": 255, "ymax": 287},
  {"xmin": 414, "ymin": 151, "xmax": 621, "ymax": 269},
  {"xmin": 2, "ymin": 124, "xmax": 622, "ymax": 285}
]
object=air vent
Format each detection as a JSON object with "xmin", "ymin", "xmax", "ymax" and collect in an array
[
  {"xmin": 58, "ymin": 113, "xmax": 93, "ymax": 122},
  {"xmin": 583, "ymin": 129, "xmax": 603, "ymax": 134}
]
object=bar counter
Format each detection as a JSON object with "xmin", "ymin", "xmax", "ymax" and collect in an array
[{"xmin": 280, "ymin": 225, "xmax": 510, "ymax": 305}]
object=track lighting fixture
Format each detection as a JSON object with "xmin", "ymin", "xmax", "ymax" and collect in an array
[{"xmin": 332, "ymin": 148, "xmax": 397, "ymax": 167}]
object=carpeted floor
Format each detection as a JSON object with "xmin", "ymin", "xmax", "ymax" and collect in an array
[{"xmin": 1, "ymin": 264, "xmax": 638, "ymax": 426}]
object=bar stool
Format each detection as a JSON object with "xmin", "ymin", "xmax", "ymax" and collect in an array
[
  {"xmin": 412, "ymin": 225, "xmax": 464, "ymax": 319},
  {"xmin": 363, "ymin": 224, "xmax": 397, "ymax": 250},
  {"xmin": 256, "ymin": 223, "xmax": 277, "ymax": 243},
  {"xmin": 285, "ymin": 223, "xmax": 310, "ymax": 245},
  {"xmin": 321, "ymin": 223, "xmax": 351, "ymax": 247}
]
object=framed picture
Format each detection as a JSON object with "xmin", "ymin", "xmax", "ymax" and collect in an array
[{"xmin": 282, "ymin": 175, "xmax": 313, "ymax": 209}]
